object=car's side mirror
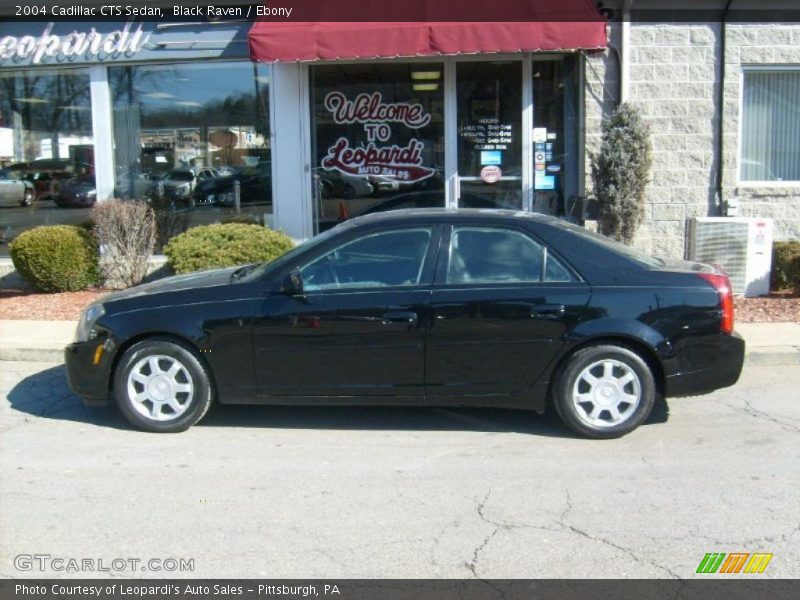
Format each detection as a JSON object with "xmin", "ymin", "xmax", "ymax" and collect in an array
[{"xmin": 282, "ymin": 269, "xmax": 304, "ymax": 297}]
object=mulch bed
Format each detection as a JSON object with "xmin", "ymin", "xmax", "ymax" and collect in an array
[
  {"xmin": 734, "ymin": 291, "xmax": 800, "ymax": 323},
  {"xmin": 0, "ymin": 288, "xmax": 110, "ymax": 321},
  {"xmin": 1, "ymin": 288, "xmax": 798, "ymax": 323}
]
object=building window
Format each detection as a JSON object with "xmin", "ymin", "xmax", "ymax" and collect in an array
[
  {"xmin": 0, "ymin": 68, "xmax": 93, "ymax": 254},
  {"xmin": 109, "ymin": 61, "xmax": 272, "ymax": 247},
  {"xmin": 310, "ymin": 63, "xmax": 445, "ymax": 234},
  {"xmin": 740, "ymin": 69, "xmax": 800, "ymax": 183}
]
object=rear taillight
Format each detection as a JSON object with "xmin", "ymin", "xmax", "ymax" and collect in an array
[{"xmin": 699, "ymin": 272, "xmax": 734, "ymax": 334}]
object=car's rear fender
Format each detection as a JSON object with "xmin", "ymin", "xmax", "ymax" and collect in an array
[{"xmin": 536, "ymin": 316, "xmax": 678, "ymax": 398}]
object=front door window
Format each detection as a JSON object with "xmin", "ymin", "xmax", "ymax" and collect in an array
[{"xmin": 301, "ymin": 228, "xmax": 433, "ymax": 291}]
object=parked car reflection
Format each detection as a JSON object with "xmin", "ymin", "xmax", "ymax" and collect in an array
[
  {"xmin": 194, "ymin": 162, "xmax": 272, "ymax": 207},
  {"xmin": 55, "ymin": 176, "xmax": 97, "ymax": 208},
  {"xmin": 0, "ymin": 169, "xmax": 35, "ymax": 207}
]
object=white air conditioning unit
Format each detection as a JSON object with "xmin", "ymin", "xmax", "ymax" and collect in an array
[{"xmin": 686, "ymin": 217, "xmax": 773, "ymax": 297}]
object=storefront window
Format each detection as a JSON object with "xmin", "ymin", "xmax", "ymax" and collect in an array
[
  {"xmin": 0, "ymin": 68, "xmax": 93, "ymax": 254},
  {"xmin": 532, "ymin": 55, "xmax": 580, "ymax": 218},
  {"xmin": 109, "ymin": 61, "xmax": 272, "ymax": 247},
  {"xmin": 310, "ymin": 63, "xmax": 445, "ymax": 233},
  {"xmin": 456, "ymin": 61, "xmax": 523, "ymax": 209}
]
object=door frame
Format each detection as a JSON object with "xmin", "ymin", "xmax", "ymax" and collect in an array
[{"xmin": 445, "ymin": 54, "xmax": 534, "ymax": 212}]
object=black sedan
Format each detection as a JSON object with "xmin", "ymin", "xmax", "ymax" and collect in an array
[
  {"xmin": 65, "ymin": 209, "xmax": 744, "ymax": 438},
  {"xmin": 55, "ymin": 176, "xmax": 97, "ymax": 208}
]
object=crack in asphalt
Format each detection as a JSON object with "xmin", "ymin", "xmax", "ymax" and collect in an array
[
  {"xmin": 552, "ymin": 490, "xmax": 685, "ymax": 580},
  {"xmin": 737, "ymin": 398, "xmax": 800, "ymax": 433},
  {"xmin": 465, "ymin": 489, "xmax": 688, "ymax": 580},
  {"xmin": 465, "ymin": 490, "xmax": 564, "ymax": 579}
]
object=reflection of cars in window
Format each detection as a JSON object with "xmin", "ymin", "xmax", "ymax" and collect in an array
[
  {"xmin": 194, "ymin": 162, "xmax": 272, "ymax": 207},
  {"xmin": 315, "ymin": 169, "xmax": 374, "ymax": 200},
  {"xmin": 0, "ymin": 169, "xmax": 35, "ymax": 207},
  {"xmin": 161, "ymin": 169, "xmax": 197, "ymax": 203},
  {"xmin": 6, "ymin": 159, "xmax": 74, "ymax": 203},
  {"xmin": 195, "ymin": 167, "xmax": 221, "ymax": 182},
  {"xmin": 55, "ymin": 176, "xmax": 97, "ymax": 208}
]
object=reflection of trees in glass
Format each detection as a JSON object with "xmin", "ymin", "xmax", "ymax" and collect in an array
[{"xmin": 0, "ymin": 71, "xmax": 91, "ymax": 161}]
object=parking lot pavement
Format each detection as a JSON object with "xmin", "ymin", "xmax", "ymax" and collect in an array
[{"xmin": 1, "ymin": 360, "xmax": 798, "ymax": 579}]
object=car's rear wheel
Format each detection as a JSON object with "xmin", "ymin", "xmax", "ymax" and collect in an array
[
  {"xmin": 114, "ymin": 339, "xmax": 213, "ymax": 433},
  {"xmin": 553, "ymin": 344, "xmax": 655, "ymax": 439}
]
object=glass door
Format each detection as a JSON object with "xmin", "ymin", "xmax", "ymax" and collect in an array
[{"xmin": 455, "ymin": 61, "xmax": 523, "ymax": 209}]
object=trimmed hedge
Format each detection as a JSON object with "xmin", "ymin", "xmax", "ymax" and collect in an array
[
  {"xmin": 772, "ymin": 241, "xmax": 800, "ymax": 293},
  {"xmin": 9, "ymin": 225, "xmax": 100, "ymax": 292},
  {"xmin": 164, "ymin": 223, "xmax": 294, "ymax": 274}
]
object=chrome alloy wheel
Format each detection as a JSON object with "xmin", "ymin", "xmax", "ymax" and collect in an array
[
  {"xmin": 571, "ymin": 359, "xmax": 642, "ymax": 428},
  {"xmin": 127, "ymin": 355, "xmax": 194, "ymax": 421}
]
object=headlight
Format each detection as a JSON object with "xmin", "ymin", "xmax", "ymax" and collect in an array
[
  {"xmin": 74, "ymin": 304, "xmax": 105, "ymax": 343},
  {"xmin": 86, "ymin": 189, "xmax": 96, "ymax": 197}
]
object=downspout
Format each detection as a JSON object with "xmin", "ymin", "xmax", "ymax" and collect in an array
[
  {"xmin": 620, "ymin": 0, "xmax": 633, "ymax": 105},
  {"xmin": 717, "ymin": 0, "xmax": 733, "ymax": 215}
]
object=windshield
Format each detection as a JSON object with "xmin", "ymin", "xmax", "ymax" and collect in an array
[{"xmin": 166, "ymin": 171, "xmax": 194, "ymax": 182}]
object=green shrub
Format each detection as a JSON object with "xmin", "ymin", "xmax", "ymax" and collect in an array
[
  {"xmin": 221, "ymin": 214, "xmax": 261, "ymax": 226},
  {"xmin": 164, "ymin": 223, "xmax": 294, "ymax": 274},
  {"xmin": 591, "ymin": 103, "xmax": 653, "ymax": 244},
  {"xmin": 9, "ymin": 225, "xmax": 100, "ymax": 292},
  {"xmin": 771, "ymin": 241, "xmax": 800, "ymax": 292}
]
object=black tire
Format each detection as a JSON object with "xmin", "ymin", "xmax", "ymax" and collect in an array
[
  {"xmin": 20, "ymin": 189, "xmax": 33, "ymax": 207},
  {"xmin": 553, "ymin": 344, "xmax": 655, "ymax": 439},
  {"xmin": 113, "ymin": 338, "xmax": 213, "ymax": 433}
]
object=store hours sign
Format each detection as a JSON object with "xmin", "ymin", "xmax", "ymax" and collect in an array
[{"xmin": 320, "ymin": 91, "xmax": 435, "ymax": 183}]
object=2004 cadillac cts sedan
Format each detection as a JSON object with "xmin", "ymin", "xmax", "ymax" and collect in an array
[{"xmin": 65, "ymin": 209, "xmax": 745, "ymax": 438}]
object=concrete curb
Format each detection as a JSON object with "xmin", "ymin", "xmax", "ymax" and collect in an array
[{"xmin": 0, "ymin": 347, "xmax": 66, "ymax": 362}]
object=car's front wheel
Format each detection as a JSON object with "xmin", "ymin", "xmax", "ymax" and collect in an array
[
  {"xmin": 113, "ymin": 339, "xmax": 213, "ymax": 433},
  {"xmin": 553, "ymin": 344, "xmax": 655, "ymax": 439}
]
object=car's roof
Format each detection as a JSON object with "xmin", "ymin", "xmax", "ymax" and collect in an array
[{"xmin": 351, "ymin": 207, "xmax": 562, "ymax": 227}]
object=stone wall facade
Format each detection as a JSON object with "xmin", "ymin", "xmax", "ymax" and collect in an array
[{"xmin": 584, "ymin": 21, "xmax": 800, "ymax": 258}]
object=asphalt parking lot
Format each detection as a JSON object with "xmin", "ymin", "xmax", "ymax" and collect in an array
[{"xmin": 1, "ymin": 359, "xmax": 798, "ymax": 579}]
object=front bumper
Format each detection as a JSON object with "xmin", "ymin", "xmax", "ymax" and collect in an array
[
  {"xmin": 65, "ymin": 339, "xmax": 114, "ymax": 405},
  {"xmin": 665, "ymin": 331, "xmax": 745, "ymax": 397}
]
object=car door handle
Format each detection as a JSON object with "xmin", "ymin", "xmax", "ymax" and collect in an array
[
  {"xmin": 530, "ymin": 304, "xmax": 565, "ymax": 319},
  {"xmin": 382, "ymin": 311, "xmax": 418, "ymax": 327}
]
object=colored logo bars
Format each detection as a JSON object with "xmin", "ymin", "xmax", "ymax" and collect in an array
[{"xmin": 696, "ymin": 552, "xmax": 773, "ymax": 574}]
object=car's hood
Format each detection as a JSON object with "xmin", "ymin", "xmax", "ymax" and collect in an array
[{"xmin": 101, "ymin": 266, "xmax": 241, "ymax": 303}]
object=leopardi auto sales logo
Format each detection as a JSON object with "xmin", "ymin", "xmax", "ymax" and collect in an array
[{"xmin": 320, "ymin": 91, "xmax": 435, "ymax": 183}]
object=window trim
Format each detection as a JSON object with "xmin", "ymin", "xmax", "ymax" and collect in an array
[
  {"xmin": 737, "ymin": 65, "xmax": 800, "ymax": 187},
  {"xmin": 433, "ymin": 223, "xmax": 579, "ymax": 288}
]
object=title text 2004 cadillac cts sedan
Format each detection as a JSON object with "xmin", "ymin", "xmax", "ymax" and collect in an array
[{"xmin": 66, "ymin": 209, "xmax": 745, "ymax": 438}]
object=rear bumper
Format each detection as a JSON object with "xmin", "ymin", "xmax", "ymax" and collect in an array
[
  {"xmin": 65, "ymin": 340, "xmax": 112, "ymax": 405},
  {"xmin": 665, "ymin": 331, "xmax": 745, "ymax": 397}
]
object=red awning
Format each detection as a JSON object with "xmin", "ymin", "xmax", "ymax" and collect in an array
[{"xmin": 248, "ymin": 1, "xmax": 607, "ymax": 62}]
